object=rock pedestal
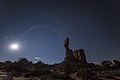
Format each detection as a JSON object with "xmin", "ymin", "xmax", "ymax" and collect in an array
[{"xmin": 64, "ymin": 37, "xmax": 87, "ymax": 64}]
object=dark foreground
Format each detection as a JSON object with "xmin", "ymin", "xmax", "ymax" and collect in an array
[{"xmin": 0, "ymin": 58, "xmax": 120, "ymax": 80}]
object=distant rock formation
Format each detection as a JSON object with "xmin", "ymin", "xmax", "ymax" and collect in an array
[
  {"xmin": 64, "ymin": 37, "xmax": 87, "ymax": 64},
  {"xmin": 64, "ymin": 37, "xmax": 69, "ymax": 49}
]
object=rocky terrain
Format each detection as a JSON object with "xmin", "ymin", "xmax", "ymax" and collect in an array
[{"xmin": 0, "ymin": 37, "xmax": 120, "ymax": 80}]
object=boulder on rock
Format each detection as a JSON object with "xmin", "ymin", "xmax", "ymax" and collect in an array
[{"xmin": 64, "ymin": 37, "xmax": 87, "ymax": 64}]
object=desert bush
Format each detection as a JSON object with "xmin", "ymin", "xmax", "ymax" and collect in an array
[
  {"xmin": 30, "ymin": 66, "xmax": 50, "ymax": 76},
  {"xmin": 50, "ymin": 72, "xmax": 65, "ymax": 79},
  {"xmin": 113, "ymin": 60, "xmax": 120, "ymax": 69},
  {"xmin": 77, "ymin": 69, "xmax": 98, "ymax": 80},
  {"xmin": 101, "ymin": 60, "xmax": 113, "ymax": 70},
  {"xmin": 98, "ymin": 70, "xmax": 120, "ymax": 78}
]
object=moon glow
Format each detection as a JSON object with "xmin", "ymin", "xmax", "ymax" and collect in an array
[{"xmin": 10, "ymin": 43, "xmax": 19, "ymax": 50}]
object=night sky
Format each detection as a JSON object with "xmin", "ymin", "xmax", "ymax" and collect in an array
[{"xmin": 0, "ymin": 0, "xmax": 120, "ymax": 64}]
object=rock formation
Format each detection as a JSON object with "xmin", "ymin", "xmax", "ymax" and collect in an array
[
  {"xmin": 64, "ymin": 37, "xmax": 69, "ymax": 49},
  {"xmin": 73, "ymin": 49, "xmax": 87, "ymax": 64},
  {"xmin": 64, "ymin": 37, "xmax": 87, "ymax": 64}
]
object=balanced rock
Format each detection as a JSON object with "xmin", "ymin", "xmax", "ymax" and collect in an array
[{"xmin": 64, "ymin": 37, "xmax": 87, "ymax": 64}]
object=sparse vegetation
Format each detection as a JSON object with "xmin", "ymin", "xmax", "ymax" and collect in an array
[{"xmin": 0, "ymin": 58, "xmax": 120, "ymax": 80}]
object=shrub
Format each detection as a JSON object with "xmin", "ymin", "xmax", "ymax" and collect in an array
[{"xmin": 77, "ymin": 69, "xmax": 98, "ymax": 80}]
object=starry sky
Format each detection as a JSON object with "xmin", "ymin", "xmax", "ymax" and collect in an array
[{"xmin": 0, "ymin": 0, "xmax": 120, "ymax": 64}]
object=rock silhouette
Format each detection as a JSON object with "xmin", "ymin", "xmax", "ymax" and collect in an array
[{"xmin": 64, "ymin": 37, "xmax": 87, "ymax": 64}]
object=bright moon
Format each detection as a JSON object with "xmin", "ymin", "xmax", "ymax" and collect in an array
[{"xmin": 10, "ymin": 43, "xmax": 19, "ymax": 50}]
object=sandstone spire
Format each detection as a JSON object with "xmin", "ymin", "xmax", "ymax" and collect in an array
[
  {"xmin": 64, "ymin": 37, "xmax": 69, "ymax": 50},
  {"xmin": 64, "ymin": 37, "xmax": 87, "ymax": 64}
]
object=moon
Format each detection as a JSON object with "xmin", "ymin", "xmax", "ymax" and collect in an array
[{"xmin": 10, "ymin": 43, "xmax": 19, "ymax": 50}]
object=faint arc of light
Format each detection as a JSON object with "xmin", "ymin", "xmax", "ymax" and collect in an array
[
  {"xmin": 18, "ymin": 25, "xmax": 65, "ymax": 54},
  {"xmin": 19, "ymin": 25, "xmax": 64, "ymax": 41}
]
